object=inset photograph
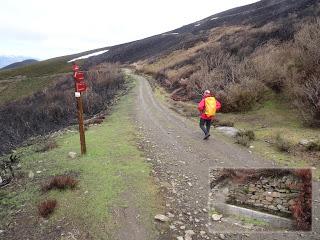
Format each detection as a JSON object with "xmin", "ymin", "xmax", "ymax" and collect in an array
[{"xmin": 208, "ymin": 168, "xmax": 312, "ymax": 233}]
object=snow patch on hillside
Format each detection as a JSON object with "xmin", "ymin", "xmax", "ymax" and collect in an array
[
  {"xmin": 210, "ymin": 17, "xmax": 219, "ymax": 21},
  {"xmin": 162, "ymin": 32, "xmax": 179, "ymax": 36},
  {"xmin": 68, "ymin": 50, "xmax": 109, "ymax": 63}
]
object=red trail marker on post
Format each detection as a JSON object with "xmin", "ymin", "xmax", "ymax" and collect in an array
[{"xmin": 72, "ymin": 62, "xmax": 87, "ymax": 155}]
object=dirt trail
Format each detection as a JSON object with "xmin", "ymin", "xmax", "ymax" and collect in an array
[{"xmin": 130, "ymin": 72, "xmax": 320, "ymax": 240}]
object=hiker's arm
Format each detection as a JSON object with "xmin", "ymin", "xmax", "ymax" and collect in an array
[
  {"xmin": 216, "ymin": 100, "xmax": 221, "ymax": 111},
  {"xmin": 198, "ymin": 99, "xmax": 205, "ymax": 112}
]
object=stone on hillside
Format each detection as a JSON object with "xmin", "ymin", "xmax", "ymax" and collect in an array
[
  {"xmin": 299, "ymin": 139, "xmax": 311, "ymax": 146},
  {"xmin": 216, "ymin": 127, "xmax": 239, "ymax": 137},
  {"xmin": 177, "ymin": 237, "xmax": 184, "ymax": 240},
  {"xmin": 212, "ymin": 214, "xmax": 223, "ymax": 221},
  {"xmin": 219, "ymin": 233, "xmax": 225, "ymax": 239},
  {"xmin": 271, "ymin": 192, "xmax": 281, "ymax": 198},
  {"xmin": 185, "ymin": 230, "xmax": 195, "ymax": 240},
  {"xmin": 155, "ymin": 214, "xmax": 169, "ymax": 222},
  {"xmin": 266, "ymin": 196, "xmax": 273, "ymax": 202},
  {"xmin": 28, "ymin": 170, "xmax": 34, "ymax": 179},
  {"xmin": 0, "ymin": 176, "xmax": 2, "ymax": 184},
  {"xmin": 68, "ymin": 151, "xmax": 77, "ymax": 159}
]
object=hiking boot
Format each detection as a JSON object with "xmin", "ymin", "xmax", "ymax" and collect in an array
[{"xmin": 203, "ymin": 133, "xmax": 210, "ymax": 140}]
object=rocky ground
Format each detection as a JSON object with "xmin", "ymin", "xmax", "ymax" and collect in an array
[{"xmin": 130, "ymin": 72, "xmax": 320, "ymax": 240}]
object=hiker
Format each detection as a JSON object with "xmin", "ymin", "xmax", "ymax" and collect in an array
[{"xmin": 198, "ymin": 90, "xmax": 221, "ymax": 140}]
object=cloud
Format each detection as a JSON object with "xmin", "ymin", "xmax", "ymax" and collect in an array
[{"xmin": 0, "ymin": 0, "xmax": 259, "ymax": 59}]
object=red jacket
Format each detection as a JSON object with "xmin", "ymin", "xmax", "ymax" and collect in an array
[{"xmin": 198, "ymin": 96, "xmax": 221, "ymax": 120}]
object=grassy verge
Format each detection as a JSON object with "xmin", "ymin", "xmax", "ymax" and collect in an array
[
  {"xmin": 235, "ymin": 215, "xmax": 269, "ymax": 227},
  {"xmin": 0, "ymin": 80, "xmax": 161, "ymax": 239}
]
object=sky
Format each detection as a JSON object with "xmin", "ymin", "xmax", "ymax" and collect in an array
[{"xmin": 0, "ymin": 0, "xmax": 259, "ymax": 60}]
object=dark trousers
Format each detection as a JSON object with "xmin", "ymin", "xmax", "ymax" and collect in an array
[{"xmin": 199, "ymin": 118, "xmax": 212, "ymax": 135}]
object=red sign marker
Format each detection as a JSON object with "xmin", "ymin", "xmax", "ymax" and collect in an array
[
  {"xmin": 72, "ymin": 64, "xmax": 79, "ymax": 72},
  {"xmin": 74, "ymin": 71, "xmax": 85, "ymax": 82},
  {"xmin": 76, "ymin": 82, "xmax": 87, "ymax": 92}
]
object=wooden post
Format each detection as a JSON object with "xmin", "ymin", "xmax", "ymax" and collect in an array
[{"xmin": 76, "ymin": 93, "xmax": 86, "ymax": 155}]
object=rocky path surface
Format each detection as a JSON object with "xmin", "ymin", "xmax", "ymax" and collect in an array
[{"xmin": 130, "ymin": 72, "xmax": 320, "ymax": 240}]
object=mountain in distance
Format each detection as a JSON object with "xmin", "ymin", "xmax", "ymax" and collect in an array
[
  {"xmin": 1, "ymin": 59, "xmax": 38, "ymax": 70},
  {"xmin": 0, "ymin": 55, "xmax": 36, "ymax": 69}
]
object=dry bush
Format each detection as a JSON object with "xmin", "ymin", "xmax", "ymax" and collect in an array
[
  {"xmin": 218, "ymin": 77, "xmax": 268, "ymax": 112},
  {"xmin": 251, "ymin": 42, "xmax": 294, "ymax": 92},
  {"xmin": 285, "ymin": 19, "xmax": 320, "ymax": 127},
  {"xmin": 187, "ymin": 46, "xmax": 268, "ymax": 111},
  {"xmin": 38, "ymin": 199, "xmax": 57, "ymax": 218},
  {"xmin": 305, "ymin": 141, "xmax": 320, "ymax": 152},
  {"xmin": 187, "ymin": 46, "xmax": 240, "ymax": 99},
  {"xmin": 275, "ymin": 133, "xmax": 292, "ymax": 153},
  {"xmin": 42, "ymin": 175, "xmax": 78, "ymax": 192},
  {"xmin": 235, "ymin": 130, "xmax": 255, "ymax": 147}
]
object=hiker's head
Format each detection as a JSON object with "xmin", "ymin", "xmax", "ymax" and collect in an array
[{"xmin": 203, "ymin": 90, "xmax": 211, "ymax": 97}]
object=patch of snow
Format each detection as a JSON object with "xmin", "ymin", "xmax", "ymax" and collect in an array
[
  {"xmin": 194, "ymin": 23, "xmax": 201, "ymax": 27},
  {"xmin": 162, "ymin": 32, "xmax": 179, "ymax": 36},
  {"xmin": 210, "ymin": 17, "xmax": 219, "ymax": 21},
  {"xmin": 68, "ymin": 50, "xmax": 109, "ymax": 63}
]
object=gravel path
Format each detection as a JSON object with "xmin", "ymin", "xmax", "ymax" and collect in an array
[{"xmin": 130, "ymin": 72, "xmax": 320, "ymax": 240}]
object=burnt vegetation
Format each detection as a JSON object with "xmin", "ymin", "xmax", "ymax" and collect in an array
[
  {"xmin": 41, "ymin": 175, "xmax": 78, "ymax": 192},
  {"xmin": 0, "ymin": 63, "xmax": 125, "ymax": 155},
  {"xmin": 38, "ymin": 199, "xmax": 57, "ymax": 218}
]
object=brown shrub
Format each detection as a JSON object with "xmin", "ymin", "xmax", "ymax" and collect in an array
[
  {"xmin": 235, "ymin": 130, "xmax": 255, "ymax": 147},
  {"xmin": 42, "ymin": 175, "xmax": 78, "ymax": 192},
  {"xmin": 275, "ymin": 133, "xmax": 292, "ymax": 153},
  {"xmin": 251, "ymin": 41, "xmax": 294, "ymax": 92},
  {"xmin": 285, "ymin": 19, "xmax": 320, "ymax": 127},
  {"xmin": 38, "ymin": 199, "xmax": 57, "ymax": 218},
  {"xmin": 218, "ymin": 78, "xmax": 268, "ymax": 112},
  {"xmin": 305, "ymin": 141, "xmax": 320, "ymax": 152}
]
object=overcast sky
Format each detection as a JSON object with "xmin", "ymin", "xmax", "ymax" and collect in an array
[{"xmin": 0, "ymin": 0, "xmax": 258, "ymax": 60}]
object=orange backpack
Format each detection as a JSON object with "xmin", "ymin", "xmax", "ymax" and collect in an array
[{"xmin": 204, "ymin": 97, "xmax": 216, "ymax": 117}]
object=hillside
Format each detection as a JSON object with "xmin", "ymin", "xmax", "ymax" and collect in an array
[
  {"xmin": 82, "ymin": 0, "xmax": 318, "ymax": 67},
  {"xmin": 1, "ymin": 59, "xmax": 38, "ymax": 70},
  {"xmin": 0, "ymin": 55, "xmax": 32, "ymax": 69},
  {"xmin": 0, "ymin": 47, "xmax": 109, "ymax": 80}
]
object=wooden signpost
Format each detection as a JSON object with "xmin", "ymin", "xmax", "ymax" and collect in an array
[{"xmin": 72, "ymin": 63, "xmax": 87, "ymax": 155}]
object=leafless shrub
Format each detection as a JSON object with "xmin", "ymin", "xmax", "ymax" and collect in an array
[
  {"xmin": 251, "ymin": 41, "xmax": 293, "ymax": 92},
  {"xmin": 275, "ymin": 133, "xmax": 292, "ymax": 153},
  {"xmin": 286, "ymin": 19, "xmax": 320, "ymax": 126},
  {"xmin": 38, "ymin": 199, "xmax": 57, "ymax": 218},
  {"xmin": 218, "ymin": 77, "xmax": 268, "ymax": 112},
  {"xmin": 235, "ymin": 130, "xmax": 255, "ymax": 147},
  {"xmin": 41, "ymin": 175, "xmax": 78, "ymax": 192}
]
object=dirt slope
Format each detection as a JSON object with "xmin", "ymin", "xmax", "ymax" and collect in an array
[{"xmin": 130, "ymin": 72, "xmax": 320, "ymax": 239}]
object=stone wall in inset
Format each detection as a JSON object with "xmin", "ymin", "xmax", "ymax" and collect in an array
[{"xmin": 226, "ymin": 175, "xmax": 305, "ymax": 215}]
